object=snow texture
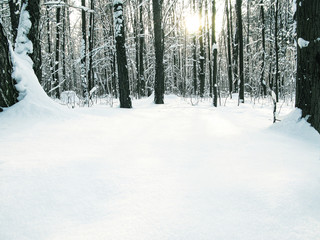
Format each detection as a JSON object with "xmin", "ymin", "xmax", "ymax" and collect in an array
[
  {"xmin": 114, "ymin": 1, "xmax": 124, "ymax": 38},
  {"xmin": 292, "ymin": 0, "xmax": 297, "ymax": 15},
  {"xmin": 14, "ymin": 3, "xmax": 33, "ymax": 55},
  {"xmin": 0, "ymin": 92, "xmax": 320, "ymax": 240},
  {"xmin": 298, "ymin": 38, "xmax": 309, "ymax": 48}
]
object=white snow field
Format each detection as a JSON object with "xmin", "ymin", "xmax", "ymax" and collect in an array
[{"xmin": 1, "ymin": 93, "xmax": 320, "ymax": 240}]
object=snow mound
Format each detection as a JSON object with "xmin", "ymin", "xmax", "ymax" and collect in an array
[
  {"xmin": 0, "ymin": 3, "xmax": 70, "ymax": 125},
  {"xmin": 270, "ymin": 108, "xmax": 320, "ymax": 142}
]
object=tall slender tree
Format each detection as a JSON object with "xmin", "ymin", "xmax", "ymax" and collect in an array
[
  {"xmin": 212, "ymin": 0, "xmax": 218, "ymax": 106},
  {"xmin": 88, "ymin": 0, "xmax": 95, "ymax": 92},
  {"xmin": 199, "ymin": 0, "xmax": 205, "ymax": 98},
  {"xmin": 274, "ymin": 0, "xmax": 279, "ymax": 102},
  {"xmin": 81, "ymin": 0, "xmax": 88, "ymax": 103},
  {"xmin": 236, "ymin": 0, "xmax": 244, "ymax": 103},
  {"xmin": 53, "ymin": 6, "xmax": 61, "ymax": 98},
  {"xmin": 114, "ymin": 0, "xmax": 132, "ymax": 108},
  {"xmin": 152, "ymin": 0, "xmax": 165, "ymax": 104},
  {"xmin": 225, "ymin": 0, "xmax": 233, "ymax": 97},
  {"xmin": 192, "ymin": 0, "xmax": 197, "ymax": 95},
  {"xmin": 260, "ymin": 0, "xmax": 267, "ymax": 96}
]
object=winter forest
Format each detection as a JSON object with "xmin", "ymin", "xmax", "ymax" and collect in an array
[{"xmin": 0, "ymin": 0, "xmax": 320, "ymax": 239}]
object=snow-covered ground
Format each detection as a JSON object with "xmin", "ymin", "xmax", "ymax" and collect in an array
[
  {"xmin": 3, "ymin": 5, "xmax": 319, "ymax": 239},
  {"xmin": 0, "ymin": 94, "xmax": 319, "ymax": 240}
]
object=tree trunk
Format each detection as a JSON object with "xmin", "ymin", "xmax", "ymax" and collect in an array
[
  {"xmin": 0, "ymin": 22, "xmax": 18, "ymax": 110},
  {"xmin": 46, "ymin": 5, "xmax": 54, "ymax": 94},
  {"xmin": 236, "ymin": 0, "xmax": 244, "ymax": 103},
  {"xmin": 53, "ymin": 6, "xmax": 61, "ymax": 98},
  {"xmin": 192, "ymin": 0, "xmax": 197, "ymax": 95},
  {"xmin": 114, "ymin": 0, "xmax": 132, "ymax": 108},
  {"xmin": 296, "ymin": 0, "xmax": 320, "ymax": 133},
  {"xmin": 26, "ymin": 0, "xmax": 42, "ymax": 83},
  {"xmin": 81, "ymin": 0, "xmax": 88, "ymax": 103},
  {"xmin": 139, "ymin": 0, "xmax": 146, "ymax": 97},
  {"xmin": 274, "ymin": 0, "xmax": 279, "ymax": 102},
  {"xmin": 225, "ymin": 0, "xmax": 233, "ymax": 97},
  {"xmin": 199, "ymin": 0, "xmax": 205, "ymax": 98},
  {"xmin": 212, "ymin": 0, "xmax": 218, "ymax": 106},
  {"xmin": 152, "ymin": 0, "xmax": 165, "ymax": 104},
  {"xmin": 205, "ymin": 0, "xmax": 212, "ymax": 98},
  {"xmin": 230, "ymin": 0, "xmax": 239, "ymax": 92},
  {"xmin": 260, "ymin": 0, "xmax": 267, "ymax": 96},
  {"xmin": 8, "ymin": 0, "xmax": 20, "ymax": 43},
  {"xmin": 88, "ymin": 0, "xmax": 95, "ymax": 92}
]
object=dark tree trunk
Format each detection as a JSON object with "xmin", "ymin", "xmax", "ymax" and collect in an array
[
  {"xmin": 88, "ymin": 0, "xmax": 95, "ymax": 92},
  {"xmin": 274, "ymin": 0, "xmax": 279, "ymax": 102},
  {"xmin": 62, "ymin": 4, "xmax": 67, "ymax": 90},
  {"xmin": 114, "ymin": 0, "xmax": 132, "ymax": 108},
  {"xmin": 296, "ymin": 0, "xmax": 320, "ymax": 133},
  {"xmin": 152, "ymin": 0, "xmax": 165, "ymax": 104},
  {"xmin": 199, "ymin": 0, "xmax": 205, "ymax": 98},
  {"xmin": 260, "ymin": 0, "xmax": 267, "ymax": 96},
  {"xmin": 212, "ymin": 0, "xmax": 218, "ymax": 106},
  {"xmin": 225, "ymin": 0, "xmax": 233, "ymax": 97},
  {"xmin": 26, "ymin": 0, "xmax": 42, "ymax": 83},
  {"xmin": 81, "ymin": 0, "xmax": 88, "ymax": 102},
  {"xmin": 139, "ymin": 0, "xmax": 146, "ymax": 97},
  {"xmin": 230, "ymin": 0, "xmax": 239, "ymax": 92},
  {"xmin": 205, "ymin": 0, "xmax": 212, "ymax": 97},
  {"xmin": 8, "ymin": 0, "xmax": 20, "ymax": 43},
  {"xmin": 0, "ymin": 22, "xmax": 18, "ymax": 110},
  {"xmin": 136, "ymin": 0, "xmax": 145, "ymax": 98},
  {"xmin": 192, "ymin": 0, "xmax": 197, "ymax": 95},
  {"xmin": 53, "ymin": 6, "xmax": 61, "ymax": 98},
  {"xmin": 236, "ymin": 0, "xmax": 244, "ymax": 103},
  {"xmin": 46, "ymin": 5, "xmax": 55, "ymax": 94}
]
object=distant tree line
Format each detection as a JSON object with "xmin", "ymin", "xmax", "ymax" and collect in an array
[{"xmin": 0, "ymin": 0, "xmax": 319, "ymax": 133}]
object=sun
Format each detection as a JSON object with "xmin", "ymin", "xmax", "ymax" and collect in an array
[{"xmin": 185, "ymin": 14, "xmax": 201, "ymax": 34}]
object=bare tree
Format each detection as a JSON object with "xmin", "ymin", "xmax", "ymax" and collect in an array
[
  {"xmin": 114, "ymin": 0, "xmax": 132, "ymax": 108},
  {"xmin": 152, "ymin": 0, "xmax": 165, "ymax": 104},
  {"xmin": 296, "ymin": 0, "xmax": 320, "ymax": 133}
]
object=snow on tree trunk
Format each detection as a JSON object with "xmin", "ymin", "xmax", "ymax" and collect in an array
[
  {"xmin": 114, "ymin": 0, "xmax": 132, "ymax": 108},
  {"xmin": 296, "ymin": 0, "xmax": 320, "ymax": 133},
  {"xmin": 0, "ymin": 21, "xmax": 18, "ymax": 110}
]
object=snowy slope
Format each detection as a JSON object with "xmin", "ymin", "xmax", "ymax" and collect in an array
[{"xmin": 0, "ymin": 94, "xmax": 319, "ymax": 240}]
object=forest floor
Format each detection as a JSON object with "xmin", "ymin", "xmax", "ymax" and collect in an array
[{"xmin": 0, "ymin": 95, "xmax": 320, "ymax": 240}]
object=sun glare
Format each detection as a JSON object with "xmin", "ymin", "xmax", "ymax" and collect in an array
[{"xmin": 185, "ymin": 14, "xmax": 201, "ymax": 34}]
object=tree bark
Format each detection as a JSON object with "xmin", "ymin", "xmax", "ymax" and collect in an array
[
  {"xmin": 0, "ymin": 22, "xmax": 18, "ymax": 110},
  {"xmin": 8, "ymin": 0, "xmax": 20, "ymax": 43},
  {"xmin": 274, "ymin": 0, "xmax": 279, "ymax": 102},
  {"xmin": 81, "ymin": 0, "xmax": 88, "ymax": 102},
  {"xmin": 204, "ymin": 0, "xmax": 212, "ymax": 98},
  {"xmin": 114, "ymin": 0, "xmax": 132, "ymax": 108},
  {"xmin": 192, "ymin": 0, "xmax": 197, "ymax": 96},
  {"xmin": 53, "ymin": 6, "xmax": 61, "ymax": 98},
  {"xmin": 26, "ymin": 0, "xmax": 42, "ymax": 83},
  {"xmin": 296, "ymin": 0, "xmax": 320, "ymax": 133},
  {"xmin": 152, "ymin": 0, "xmax": 165, "ymax": 104},
  {"xmin": 260, "ymin": 0, "xmax": 267, "ymax": 96},
  {"xmin": 212, "ymin": 0, "xmax": 218, "ymax": 106},
  {"xmin": 236, "ymin": 0, "xmax": 244, "ymax": 103},
  {"xmin": 199, "ymin": 0, "xmax": 205, "ymax": 98},
  {"xmin": 88, "ymin": 0, "xmax": 95, "ymax": 92},
  {"xmin": 225, "ymin": 0, "xmax": 233, "ymax": 97}
]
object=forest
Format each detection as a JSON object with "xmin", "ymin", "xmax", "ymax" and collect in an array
[
  {"xmin": 0, "ymin": 1, "xmax": 320, "ymax": 239},
  {"xmin": 0, "ymin": 0, "xmax": 319, "ymax": 132}
]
